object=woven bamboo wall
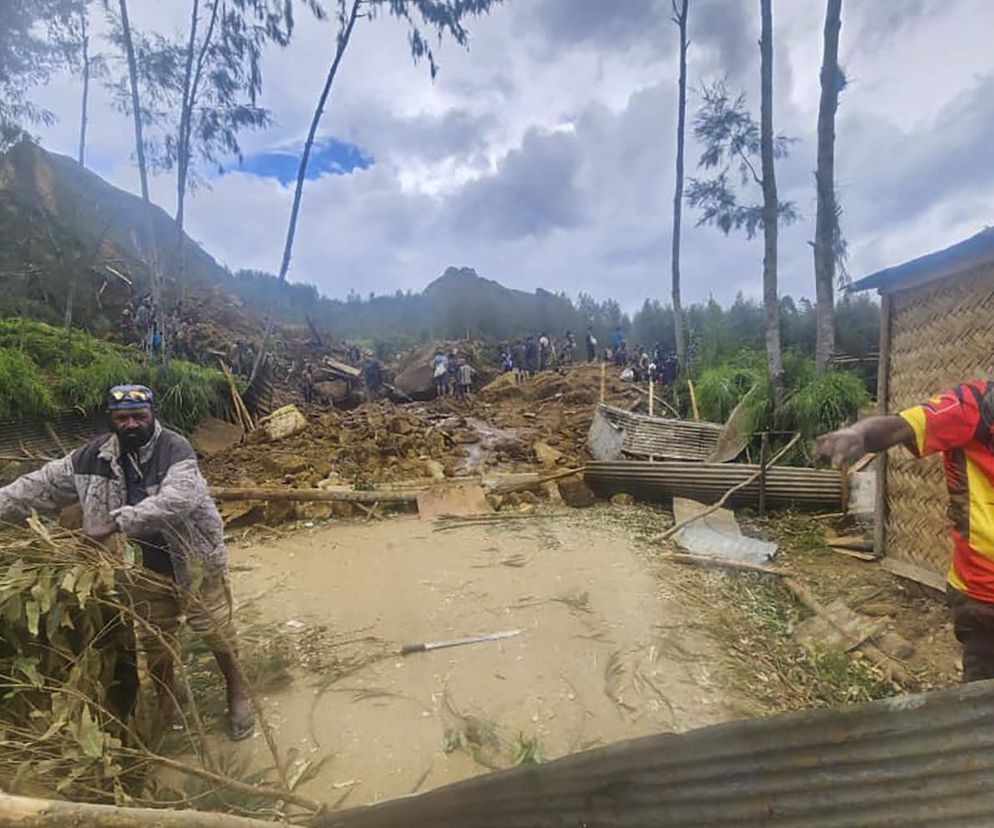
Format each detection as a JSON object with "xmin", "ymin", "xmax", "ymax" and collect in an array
[{"xmin": 884, "ymin": 264, "xmax": 994, "ymax": 583}]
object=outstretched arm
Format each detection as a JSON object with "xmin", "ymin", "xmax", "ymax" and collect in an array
[
  {"xmin": 813, "ymin": 416, "xmax": 915, "ymax": 469},
  {"xmin": 0, "ymin": 456, "xmax": 78, "ymax": 524}
]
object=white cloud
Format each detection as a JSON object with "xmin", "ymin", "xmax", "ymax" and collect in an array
[{"xmin": 23, "ymin": 0, "xmax": 994, "ymax": 313}]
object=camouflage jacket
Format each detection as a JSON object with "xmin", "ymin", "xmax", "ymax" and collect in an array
[{"xmin": 0, "ymin": 422, "xmax": 226, "ymax": 587}]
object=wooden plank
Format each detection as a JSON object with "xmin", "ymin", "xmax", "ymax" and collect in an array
[
  {"xmin": 880, "ymin": 555, "xmax": 946, "ymax": 595},
  {"xmin": 209, "ymin": 486, "xmax": 416, "ymax": 504}
]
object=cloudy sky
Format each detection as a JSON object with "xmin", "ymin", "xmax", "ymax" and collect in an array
[{"xmin": 27, "ymin": 0, "xmax": 994, "ymax": 310}]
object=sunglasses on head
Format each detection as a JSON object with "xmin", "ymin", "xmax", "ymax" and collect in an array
[{"xmin": 110, "ymin": 388, "xmax": 152, "ymax": 402}]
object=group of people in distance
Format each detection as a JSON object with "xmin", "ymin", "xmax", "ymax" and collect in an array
[
  {"xmin": 120, "ymin": 296, "xmax": 199, "ymax": 364},
  {"xmin": 496, "ymin": 326, "xmax": 679, "ymax": 389},
  {"xmin": 607, "ymin": 326, "xmax": 679, "ymax": 387},
  {"xmin": 432, "ymin": 350, "xmax": 476, "ymax": 399},
  {"xmin": 499, "ymin": 330, "xmax": 580, "ymax": 381}
]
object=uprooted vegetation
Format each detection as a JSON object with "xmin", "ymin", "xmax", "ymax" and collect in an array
[
  {"xmin": 0, "ymin": 319, "xmax": 231, "ymax": 432},
  {"xmin": 0, "ymin": 522, "xmax": 326, "ymax": 818}
]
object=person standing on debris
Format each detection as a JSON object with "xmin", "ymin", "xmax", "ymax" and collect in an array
[
  {"xmin": 538, "ymin": 332, "xmax": 551, "ymax": 371},
  {"xmin": 447, "ymin": 351, "xmax": 459, "ymax": 396},
  {"xmin": 562, "ymin": 330, "xmax": 576, "ymax": 366},
  {"xmin": 457, "ymin": 360, "xmax": 475, "ymax": 399},
  {"xmin": 524, "ymin": 335, "xmax": 538, "ymax": 377},
  {"xmin": 513, "ymin": 339, "xmax": 526, "ymax": 384},
  {"xmin": 432, "ymin": 350, "xmax": 448, "ymax": 398},
  {"xmin": 815, "ymin": 381, "xmax": 994, "ymax": 683},
  {"xmin": 0, "ymin": 385, "xmax": 254, "ymax": 738},
  {"xmin": 303, "ymin": 363, "xmax": 315, "ymax": 404},
  {"xmin": 363, "ymin": 356, "xmax": 383, "ymax": 402},
  {"xmin": 586, "ymin": 327, "xmax": 597, "ymax": 363}
]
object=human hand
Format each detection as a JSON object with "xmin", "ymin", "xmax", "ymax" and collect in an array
[
  {"xmin": 813, "ymin": 428, "xmax": 865, "ymax": 469},
  {"xmin": 83, "ymin": 521, "xmax": 119, "ymax": 543}
]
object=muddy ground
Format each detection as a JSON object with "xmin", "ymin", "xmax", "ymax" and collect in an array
[
  {"xmin": 219, "ymin": 510, "xmax": 735, "ymax": 809},
  {"xmin": 175, "ymin": 362, "xmax": 963, "ymax": 816}
]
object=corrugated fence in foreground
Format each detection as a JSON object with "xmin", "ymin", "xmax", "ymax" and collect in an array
[{"xmin": 319, "ymin": 679, "xmax": 994, "ymax": 827}]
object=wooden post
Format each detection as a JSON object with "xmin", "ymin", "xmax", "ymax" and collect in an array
[
  {"xmin": 648, "ymin": 377, "xmax": 655, "ymax": 417},
  {"xmin": 758, "ymin": 432, "xmax": 768, "ymax": 517},
  {"xmin": 600, "ymin": 361, "xmax": 606, "ymax": 403},
  {"xmin": 874, "ymin": 292, "xmax": 892, "ymax": 560},
  {"xmin": 687, "ymin": 379, "xmax": 700, "ymax": 421}
]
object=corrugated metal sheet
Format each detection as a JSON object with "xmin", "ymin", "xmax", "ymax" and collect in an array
[
  {"xmin": 585, "ymin": 460, "xmax": 841, "ymax": 510},
  {"xmin": 318, "ymin": 679, "xmax": 994, "ymax": 827},
  {"xmin": 0, "ymin": 411, "xmax": 103, "ymax": 459},
  {"xmin": 590, "ymin": 405, "xmax": 722, "ymax": 462}
]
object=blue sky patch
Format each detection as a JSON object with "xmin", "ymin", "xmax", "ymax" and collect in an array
[{"xmin": 236, "ymin": 138, "xmax": 373, "ymax": 184}]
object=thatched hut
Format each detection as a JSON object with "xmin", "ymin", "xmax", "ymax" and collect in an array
[{"xmin": 852, "ymin": 226, "xmax": 994, "ymax": 591}]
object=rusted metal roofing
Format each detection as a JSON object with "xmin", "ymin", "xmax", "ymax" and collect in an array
[
  {"xmin": 589, "ymin": 404, "xmax": 722, "ymax": 462},
  {"xmin": 585, "ymin": 460, "xmax": 842, "ymax": 510},
  {"xmin": 0, "ymin": 410, "xmax": 103, "ymax": 460},
  {"xmin": 319, "ymin": 679, "xmax": 994, "ymax": 827}
]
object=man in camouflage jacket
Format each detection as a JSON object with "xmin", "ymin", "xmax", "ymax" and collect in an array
[{"xmin": 0, "ymin": 384, "xmax": 253, "ymax": 740}]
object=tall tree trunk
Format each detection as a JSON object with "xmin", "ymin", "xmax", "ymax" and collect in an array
[
  {"xmin": 175, "ymin": 0, "xmax": 201, "ymax": 299},
  {"xmin": 277, "ymin": 0, "xmax": 361, "ymax": 285},
  {"xmin": 77, "ymin": 2, "xmax": 90, "ymax": 167},
  {"xmin": 759, "ymin": 0, "xmax": 783, "ymax": 408},
  {"xmin": 251, "ymin": 0, "xmax": 361, "ymax": 382},
  {"xmin": 670, "ymin": 0, "xmax": 689, "ymax": 374},
  {"xmin": 813, "ymin": 0, "xmax": 842, "ymax": 375},
  {"xmin": 119, "ymin": 0, "xmax": 161, "ymax": 315},
  {"xmin": 175, "ymin": 0, "xmax": 220, "ymax": 299},
  {"xmin": 119, "ymin": 0, "xmax": 149, "ymax": 202}
]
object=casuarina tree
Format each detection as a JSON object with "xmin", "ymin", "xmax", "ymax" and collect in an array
[
  {"xmin": 686, "ymin": 75, "xmax": 797, "ymax": 403},
  {"xmin": 670, "ymin": 0, "xmax": 690, "ymax": 376},
  {"xmin": 252, "ymin": 0, "xmax": 503, "ymax": 380},
  {"xmin": 813, "ymin": 0, "xmax": 845, "ymax": 374},
  {"xmin": 758, "ymin": 0, "xmax": 783, "ymax": 405}
]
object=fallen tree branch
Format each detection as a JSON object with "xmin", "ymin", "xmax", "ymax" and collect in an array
[
  {"xmin": 209, "ymin": 487, "xmax": 416, "ymax": 504},
  {"xmin": 0, "ymin": 791, "xmax": 274, "ymax": 827},
  {"xmin": 130, "ymin": 751, "xmax": 324, "ymax": 814},
  {"xmin": 487, "ymin": 467, "xmax": 586, "ymax": 494},
  {"xmin": 658, "ymin": 551, "xmax": 785, "ymax": 576},
  {"xmin": 652, "ymin": 433, "xmax": 801, "ymax": 543}
]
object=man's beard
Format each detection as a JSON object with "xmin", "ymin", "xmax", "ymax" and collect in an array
[{"xmin": 117, "ymin": 420, "xmax": 155, "ymax": 453}]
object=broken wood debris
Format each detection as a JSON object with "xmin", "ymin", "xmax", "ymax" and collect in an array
[
  {"xmin": 653, "ymin": 433, "xmax": 801, "ymax": 542},
  {"xmin": 209, "ymin": 486, "xmax": 417, "ymax": 504},
  {"xmin": 661, "ymin": 551, "xmax": 917, "ymax": 688}
]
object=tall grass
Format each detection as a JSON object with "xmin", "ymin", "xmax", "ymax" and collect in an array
[
  {"xmin": 696, "ymin": 349, "xmax": 869, "ymax": 449},
  {"xmin": 0, "ymin": 318, "xmax": 228, "ymax": 432},
  {"xmin": 782, "ymin": 371, "xmax": 870, "ymax": 438},
  {"xmin": 0, "ymin": 348, "xmax": 56, "ymax": 420}
]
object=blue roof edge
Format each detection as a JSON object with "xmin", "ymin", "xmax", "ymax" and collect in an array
[{"xmin": 850, "ymin": 225, "xmax": 994, "ymax": 292}]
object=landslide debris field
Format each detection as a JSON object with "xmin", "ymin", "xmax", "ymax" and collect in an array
[{"xmin": 161, "ymin": 360, "xmax": 960, "ymax": 815}]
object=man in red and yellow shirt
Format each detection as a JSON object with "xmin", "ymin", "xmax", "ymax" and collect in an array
[{"xmin": 815, "ymin": 380, "xmax": 994, "ymax": 682}]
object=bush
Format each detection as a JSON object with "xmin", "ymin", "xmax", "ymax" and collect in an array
[
  {"xmin": 0, "ymin": 347, "xmax": 56, "ymax": 420},
  {"xmin": 0, "ymin": 318, "xmax": 228, "ymax": 432},
  {"xmin": 782, "ymin": 370, "xmax": 870, "ymax": 439},
  {"xmin": 696, "ymin": 351, "xmax": 869, "ymax": 457}
]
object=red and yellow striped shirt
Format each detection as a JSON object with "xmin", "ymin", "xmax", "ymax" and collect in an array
[{"xmin": 900, "ymin": 381, "xmax": 994, "ymax": 602}]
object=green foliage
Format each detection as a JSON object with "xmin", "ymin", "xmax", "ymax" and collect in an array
[
  {"xmin": 0, "ymin": 318, "xmax": 227, "ymax": 430},
  {"xmin": 695, "ymin": 349, "xmax": 868, "ymax": 446},
  {"xmin": 687, "ymin": 80, "xmax": 798, "ymax": 238},
  {"xmin": 146, "ymin": 360, "xmax": 229, "ymax": 433},
  {"xmin": 0, "ymin": 346, "xmax": 56, "ymax": 420},
  {"xmin": 695, "ymin": 357, "xmax": 767, "ymax": 424},
  {"xmin": 0, "ymin": 527, "xmax": 134, "ymax": 798},
  {"xmin": 782, "ymin": 370, "xmax": 870, "ymax": 438}
]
